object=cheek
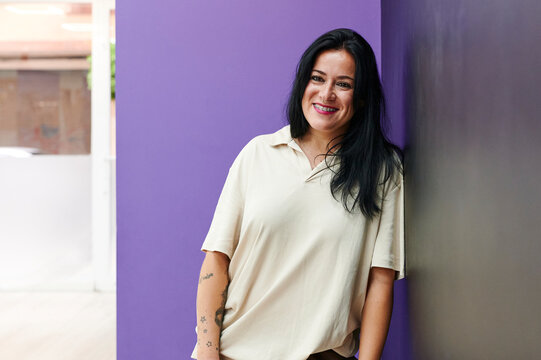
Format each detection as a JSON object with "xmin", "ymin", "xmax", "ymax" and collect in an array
[
  {"xmin": 301, "ymin": 90, "xmax": 314, "ymax": 111},
  {"xmin": 302, "ymin": 84, "xmax": 317, "ymax": 102},
  {"xmin": 343, "ymin": 94, "xmax": 354, "ymax": 111}
]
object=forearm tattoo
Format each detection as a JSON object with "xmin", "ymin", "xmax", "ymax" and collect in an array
[
  {"xmin": 199, "ymin": 272, "xmax": 214, "ymax": 284},
  {"xmin": 215, "ymin": 281, "xmax": 229, "ymax": 328},
  {"xmin": 198, "ymin": 269, "xmax": 229, "ymax": 354}
]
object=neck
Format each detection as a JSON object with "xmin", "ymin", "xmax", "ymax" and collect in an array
[{"xmin": 300, "ymin": 128, "xmax": 343, "ymax": 154}]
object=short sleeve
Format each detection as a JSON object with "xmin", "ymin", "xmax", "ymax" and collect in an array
[
  {"xmin": 370, "ymin": 171, "xmax": 405, "ymax": 280},
  {"xmin": 200, "ymin": 149, "xmax": 246, "ymax": 260}
]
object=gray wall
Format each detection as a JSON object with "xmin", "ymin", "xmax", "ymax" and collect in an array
[{"xmin": 382, "ymin": 0, "xmax": 541, "ymax": 358}]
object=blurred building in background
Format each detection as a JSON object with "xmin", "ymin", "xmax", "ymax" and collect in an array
[
  {"xmin": 0, "ymin": 2, "xmax": 117, "ymax": 359},
  {"xmin": 0, "ymin": 1, "xmax": 115, "ymax": 292},
  {"xmin": 0, "ymin": 3, "xmax": 94, "ymax": 154}
]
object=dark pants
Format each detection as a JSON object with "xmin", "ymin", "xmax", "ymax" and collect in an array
[{"xmin": 307, "ymin": 350, "xmax": 358, "ymax": 360}]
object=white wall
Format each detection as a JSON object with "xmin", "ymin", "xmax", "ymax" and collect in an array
[{"xmin": 0, "ymin": 155, "xmax": 92, "ymax": 290}]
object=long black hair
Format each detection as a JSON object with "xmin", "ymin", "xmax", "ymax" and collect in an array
[{"xmin": 286, "ymin": 28, "xmax": 403, "ymax": 220}]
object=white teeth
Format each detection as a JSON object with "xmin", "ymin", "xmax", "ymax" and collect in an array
[{"xmin": 314, "ymin": 104, "xmax": 337, "ymax": 112}]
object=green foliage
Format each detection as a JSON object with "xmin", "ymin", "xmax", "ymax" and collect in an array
[{"xmin": 86, "ymin": 42, "xmax": 116, "ymax": 99}]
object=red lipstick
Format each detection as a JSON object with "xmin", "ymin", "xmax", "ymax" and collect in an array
[{"xmin": 313, "ymin": 103, "xmax": 338, "ymax": 115}]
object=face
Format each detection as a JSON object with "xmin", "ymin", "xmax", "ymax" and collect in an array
[{"xmin": 301, "ymin": 49, "xmax": 356, "ymax": 138}]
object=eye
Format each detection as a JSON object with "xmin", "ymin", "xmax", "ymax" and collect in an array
[
  {"xmin": 311, "ymin": 75, "xmax": 324, "ymax": 82},
  {"xmin": 337, "ymin": 82, "xmax": 353, "ymax": 89}
]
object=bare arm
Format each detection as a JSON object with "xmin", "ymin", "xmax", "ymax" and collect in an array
[
  {"xmin": 196, "ymin": 251, "xmax": 230, "ymax": 360},
  {"xmin": 358, "ymin": 267, "xmax": 396, "ymax": 360}
]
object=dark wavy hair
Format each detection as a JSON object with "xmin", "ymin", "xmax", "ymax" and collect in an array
[{"xmin": 286, "ymin": 28, "xmax": 403, "ymax": 220}]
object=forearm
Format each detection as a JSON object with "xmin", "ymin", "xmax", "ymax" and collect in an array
[
  {"xmin": 358, "ymin": 270, "xmax": 395, "ymax": 360},
  {"xmin": 196, "ymin": 251, "xmax": 230, "ymax": 360}
]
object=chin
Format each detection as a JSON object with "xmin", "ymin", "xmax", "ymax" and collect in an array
[{"xmin": 307, "ymin": 118, "xmax": 343, "ymax": 132}]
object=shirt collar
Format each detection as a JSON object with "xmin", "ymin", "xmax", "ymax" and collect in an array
[
  {"xmin": 268, "ymin": 124, "xmax": 293, "ymax": 147},
  {"xmin": 268, "ymin": 124, "xmax": 341, "ymax": 173}
]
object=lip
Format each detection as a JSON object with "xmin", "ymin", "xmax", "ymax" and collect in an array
[{"xmin": 313, "ymin": 103, "xmax": 339, "ymax": 115}]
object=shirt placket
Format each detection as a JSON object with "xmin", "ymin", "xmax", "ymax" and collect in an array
[{"xmin": 287, "ymin": 139, "xmax": 332, "ymax": 182}]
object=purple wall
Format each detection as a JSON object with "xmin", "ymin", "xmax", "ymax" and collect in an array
[
  {"xmin": 380, "ymin": 1, "xmax": 413, "ymax": 359},
  {"xmin": 117, "ymin": 1, "xmax": 408, "ymax": 359}
]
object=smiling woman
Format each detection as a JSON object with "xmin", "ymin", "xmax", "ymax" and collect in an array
[{"xmin": 193, "ymin": 28, "xmax": 404, "ymax": 360}]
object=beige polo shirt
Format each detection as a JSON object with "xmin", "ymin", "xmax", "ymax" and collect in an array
[{"xmin": 191, "ymin": 125, "xmax": 404, "ymax": 360}]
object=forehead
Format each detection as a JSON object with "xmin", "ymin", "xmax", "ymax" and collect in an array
[{"xmin": 312, "ymin": 49, "xmax": 355, "ymax": 76}]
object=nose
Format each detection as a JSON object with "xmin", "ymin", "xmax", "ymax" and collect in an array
[{"xmin": 320, "ymin": 82, "xmax": 335, "ymax": 102}]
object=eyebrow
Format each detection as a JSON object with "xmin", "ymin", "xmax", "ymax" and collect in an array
[{"xmin": 313, "ymin": 69, "xmax": 354, "ymax": 81}]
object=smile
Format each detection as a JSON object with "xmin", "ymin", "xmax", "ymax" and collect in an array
[{"xmin": 313, "ymin": 103, "xmax": 338, "ymax": 114}]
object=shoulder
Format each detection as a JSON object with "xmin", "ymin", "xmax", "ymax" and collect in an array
[
  {"xmin": 378, "ymin": 147, "xmax": 404, "ymax": 197},
  {"xmin": 230, "ymin": 124, "xmax": 291, "ymax": 167},
  {"xmin": 250, "ymin": 124, "xmax": 291, "ymax": 147},
  {"xmin": 237, "ymin": 124, "xmax": 291, "ymax": 155}
]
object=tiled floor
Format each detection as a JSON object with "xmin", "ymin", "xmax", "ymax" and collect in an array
[{"xmin": 0, "ymin": 291, "xmax": 115, "ymax": 360}]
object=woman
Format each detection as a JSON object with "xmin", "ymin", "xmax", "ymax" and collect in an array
[{"xmin": 192, "ymin": 28, "xmax": 404, "ymax": 360}]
